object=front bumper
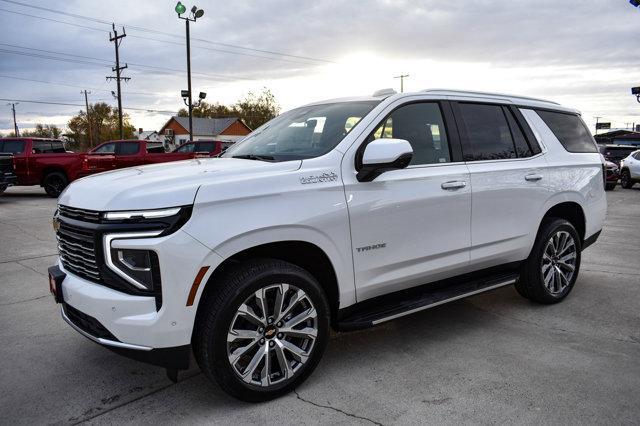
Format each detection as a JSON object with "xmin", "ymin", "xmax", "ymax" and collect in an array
[
  {"xmin": 61, "ymin": 301, "xmax": 191, "ymax": 369},
  {"xmin": 54, "ymin": 228, "xmax": 222, "ymax": 360}
]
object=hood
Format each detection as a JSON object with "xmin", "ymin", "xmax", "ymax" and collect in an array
[{"xmin": 59, "ymin": 158, "xmax": 301, "ymax": 211}]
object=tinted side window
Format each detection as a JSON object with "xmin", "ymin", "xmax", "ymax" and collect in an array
[
  {"xmin": 94, "ymin": 143, "xmax": 116, "ymax": 153},
  {"xmin": 504, "ymin": 109, "xmax": 532, "ymax": 158},
  {"xmin": 1, "ymin": 140, "xmax": 26, "ymax": 154},
  {"xmin": 197, "ymin": 142, "xmax": 215, "ymax": 152},
  {"xmin": 458, "ymin": 103, "xmax": 516, "ymax": 161},
  {"xmin": 118, "ymin": 142, "xmax": 139, "ymax": 155},
  {"xmin": 634, "ymin": 152, "xmax": 640, "ymax": 160},
  {"xmin": 176, "ymin": 143, "xmax": 195, "ymax": 153},
  {"xmin": 536, "ymin": 110, "xmax": 597, "ymax": 153},
  {"xmin": 50, "ymin": 140, "xmax": 66, "ymax": 153},
  {"xmin": 32, "ymin": 140, "xmax": 52, "ymax": 154},
  {"xmin": 369, "ymin": 102, "xmax": 451, "ymax": 165}
]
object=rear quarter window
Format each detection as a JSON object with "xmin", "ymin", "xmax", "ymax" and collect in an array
[{"xmin": 536, "ymin": 110, "xmax": 597, "ymax": 153}]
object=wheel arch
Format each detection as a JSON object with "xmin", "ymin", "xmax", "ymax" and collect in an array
[
  {"xmin": 40, "ymin": 166, "xmax": 68, "ymax": 184},
  {"xmin": 193, "ymin": 240, "xmax": 343, "ymax": 337},
  {"xmin": 539, "ymin": 201, "xmax": 586, "ymax": 244}
]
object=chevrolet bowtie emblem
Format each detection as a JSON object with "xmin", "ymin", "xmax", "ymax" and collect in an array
[{"xmin": 52, "ymin": 210, "xmax": 61, "ymax": 233}]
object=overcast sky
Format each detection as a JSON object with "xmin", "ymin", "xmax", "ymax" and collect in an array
[{"xmin": 1, "ymin": 0, "xmax": 639, "ymax": 135}]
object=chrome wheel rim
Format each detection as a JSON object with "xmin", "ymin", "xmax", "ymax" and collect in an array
[
  {"xmin": 226, "ymin": 284, "xmax": 317, "ymax": 387},
  {"xmin": 541, "ymin": 231, "xmax": 576, "ymax": 295}
]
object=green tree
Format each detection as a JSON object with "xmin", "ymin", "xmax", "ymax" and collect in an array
[
  {"xmin": 177, "ymin": 88, "xmax": 280, "ymax": 130},
  {"xmin": 67, "ymin": 102, "xmax": 135, "ymax": 151},
  {"xmin": 21, "ymin": 124, "xmax": 62, "ymax": 139},
  {"xmin": 234, "ymin": 88, "xmax": 280, "ymax": 130}
]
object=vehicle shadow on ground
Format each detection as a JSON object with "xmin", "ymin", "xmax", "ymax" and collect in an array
[{"xmin": 70, "ymin": 287, "xmax": 532, "ymax": 422}]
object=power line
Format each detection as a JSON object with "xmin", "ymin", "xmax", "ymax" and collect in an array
[
  {"xmin": 1, "ymin": 42, "xmax": 258, "ymax": 82},
  {"xmin": 0, "ymin": 97, "xmax": 180, "ymax": 114},
  {"xmin": 0, "ymin": 0, "xmax": 335, "ymax": 64},
  {"xmin": 0, "ymin": 75, "xmax": 159, "ymax": 96}
]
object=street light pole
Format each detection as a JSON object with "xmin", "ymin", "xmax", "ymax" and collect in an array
[
  {"xmin": 185, "ymin": 18, "xmax": 193, "ymax": 142},
  {"xmin": 175, "ymin": 2, "xmax": 204, "ymax": 143}
]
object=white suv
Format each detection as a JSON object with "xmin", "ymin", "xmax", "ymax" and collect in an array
[
  {"xmin": 620, "ymin": 149, "xmax": 640, "ymax": 188},
  {"xmin": 48, "ymin": 89, "xmax": 606, "ymax": 401}
]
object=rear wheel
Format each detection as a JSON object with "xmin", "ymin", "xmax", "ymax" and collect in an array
[
  {"xmin": 194, "ymin": 259, "xmax": 330, "ymax": 402},
  {"xmin": 516, "ymin": 218, "xmax": 581, "ymax": 304},
  {"xmin": 621, "ymin": 169, "xmax": 634, "ymax": 189},
  {"xmin": 43, "ymin": 172, "xmax": 68, "ymax": 197}
]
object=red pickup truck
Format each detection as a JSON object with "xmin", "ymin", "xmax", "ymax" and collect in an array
[
  {"xmin": 0, "ymin": 138, "xmax": 85, "ymax": 197},
  {"xmin": 83, "ymin": 139, "xmax": 223, "ymax": 174}
]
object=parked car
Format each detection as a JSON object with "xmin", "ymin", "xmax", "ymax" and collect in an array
[
  {"xmin": 172, "ymin": 140, "xmax": 233, "ymax": 156},
  {"xmin": 82, "ymin": 139, "xmax": 219, "ymax": 175},
  {"xmin": 49, "ymin": 89, "xmax": 606, "ymax": 402},
  {"xmin": 620, "ymin": 149, "xmax": 640, "ymax": 189},
  {"xmin": 0, "ymin": 138, "xmax": 85, "ymax": 197},
  {"xmin": 600, "ymin": 154, "xmax": 619, "ymax": 190},
  {"xmin": 598, "ymin": 144, "xmax": 637, "ymax": 167},
  {"xmin": 0, "ymin": 153, "xmax": 17, "ymax": 194}
]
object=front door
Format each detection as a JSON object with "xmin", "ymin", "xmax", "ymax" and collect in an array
[{"xmin": 343, "ymin": 101, "xmax": 472, "ymax": 301}]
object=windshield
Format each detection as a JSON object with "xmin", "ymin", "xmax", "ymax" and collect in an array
[{"xmin": 222, "ymin": 101, "xmax": 380, "ymax": 161}]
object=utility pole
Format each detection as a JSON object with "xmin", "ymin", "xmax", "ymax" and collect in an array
[
  {"xmin": 594, "ymin": 116, "xmax": 602, "ymax": 134},
  {"xmin": 81, "ymin": 90, "xmax": 93, "ymax": 148},
  {"xmin": 8, "ymin": 102, "xmax": 19, "ymax": 136},
  {"xmin": 394, "ymin": 74, "xmax": 410, "ymax": 93},
  {"xmin": 107, "ymin": 23, "xmax": 130, "ymax": 140}
]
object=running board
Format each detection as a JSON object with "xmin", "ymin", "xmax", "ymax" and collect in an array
[{"xmin": 337, "ymin": 273, "xmax": 519, "ymax": 331}]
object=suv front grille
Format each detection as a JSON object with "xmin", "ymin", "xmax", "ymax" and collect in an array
[
  {"xmin": 57, "ymin": 222, "xmax": 101, "ymax": 283},
  {"xmin": 58, "ymin": 205, "xmax": 101, "ymax": 223}
]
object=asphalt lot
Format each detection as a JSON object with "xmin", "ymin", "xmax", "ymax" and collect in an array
[{"xmin": 1, "ymin": 185, "xmax": 639, "ymax": 425}]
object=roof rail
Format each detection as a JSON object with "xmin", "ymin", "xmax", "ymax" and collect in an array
[{"xmin": 422, "ymin": 89, "xmax": 561, "ymax": 106}]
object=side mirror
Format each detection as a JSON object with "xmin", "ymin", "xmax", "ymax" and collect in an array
[{"xmin": 357, "ymin": 138, "xmax": 413, "ymax": 182}]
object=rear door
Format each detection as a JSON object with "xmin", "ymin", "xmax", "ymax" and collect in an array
[
  {"xmin": 115, "ymin": 141, "xmax": 141, "ymax": 168},
  {"xmin": 452, "ymin": 102, "xmax": 549, "ymax": 269}
]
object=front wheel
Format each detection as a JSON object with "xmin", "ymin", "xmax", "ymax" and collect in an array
[
  {"xmin": 605, "ymin": 182, "xmax": 616, "ymax": 191},
  {"xmin": 621, "ymin": 169, "xmax": 634, "ymax": 189},
  {"xmin": 43, "ymin": 172, "xmax": 68, "ymax": 197},
  {"xmin": 515, "ymin": 218, "xmax": 581, "ymax": 304},
  {"xmin": 194, "ymin": 259, "xmax": 330, "ymax": 402}
]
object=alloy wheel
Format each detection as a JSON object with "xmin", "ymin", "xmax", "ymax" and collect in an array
[
  {"xmin": 541, "ymin": 230, "xmax": 576, "ymax": 295},
  {"xmin": 226, "ymin": 283, "xmax": 317, "ymax": 387}
]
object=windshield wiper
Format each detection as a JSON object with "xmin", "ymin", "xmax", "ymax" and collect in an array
[{"xmin": 231, "ymin": 154, "xmax": 275, "ymax": 161}]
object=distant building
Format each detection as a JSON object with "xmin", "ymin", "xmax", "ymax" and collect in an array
[
  {"xmin": 611, "ymin": 132, "xmax": 640, "ymax": 147},
  {"xmin": 135, "ymin": 128, "xmax": 163, "ymax": 143},
  {"xmin": 159, "ymin": 116, "xmax": 252, "ymax": 148},
  {"xmin": 594, "ymin": 130, "xmax": 638, "ymax": 145}
]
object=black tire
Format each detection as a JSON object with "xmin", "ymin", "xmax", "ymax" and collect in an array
[
  {"xmin": 43, "ymin": 171, "xmax": 68, "ymax": 197},
  {"xmin": 605, "ymin": 182, "xmax": 616, "ymax": 191},
  {"xmin": 193, "ymin": 258, "xmax": 330, "ymax": 402},
  {"xmin": 621, "ymin": 169, "xmax": 634, "ymax": 189},
  {"xmin": 515, "ymin": 218, "xmax": 581, "ymax": 304}
]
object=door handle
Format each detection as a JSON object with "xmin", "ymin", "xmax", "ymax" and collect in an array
[
  {"xmin": 525, "ymin": 174, "xmax": 543, "ymax": 182},
  {"xmin": 441, "ymin": 180, "xmax": 467, "ymax": 190}
]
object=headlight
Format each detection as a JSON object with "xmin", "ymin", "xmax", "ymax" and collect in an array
[{"xmin": 104, "ymin": 231, "xmax": 162, "ymax": 291}]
